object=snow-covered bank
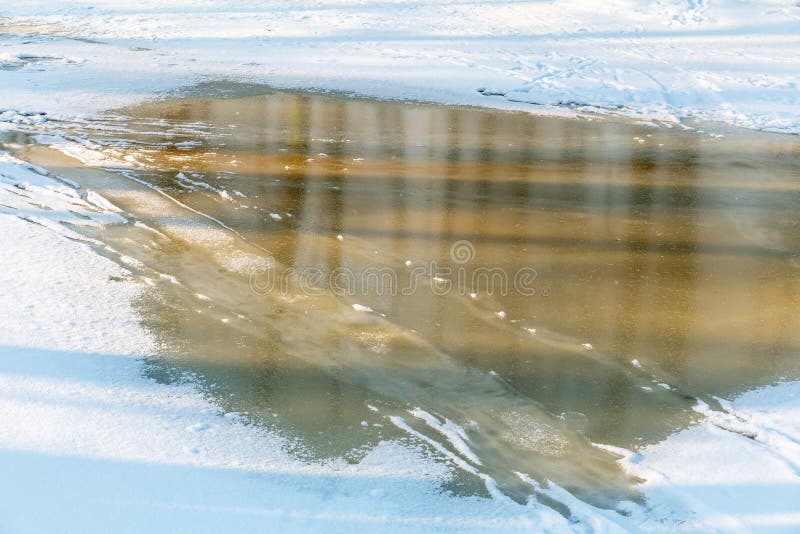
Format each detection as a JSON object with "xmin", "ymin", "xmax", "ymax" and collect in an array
[
  {"xmin": 1, "ymin": 0, "xmax": 799, "ymax": 132},
  {"xmin": 626, "ymin": 382, "xmax": 800, "ymax": 532}
]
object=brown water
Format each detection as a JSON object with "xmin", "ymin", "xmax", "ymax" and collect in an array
[{"xmin": 13, "ymin": 85, "xmax": 800, "ymax": 512}]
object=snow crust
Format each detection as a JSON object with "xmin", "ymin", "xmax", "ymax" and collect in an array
[
  {"xmin": 629, "ymin": 384, "xmax": 800, "ymax": 532},
  {"xmin": 0, "ymin": 0, "xmax": 799, "ymax": 132}
]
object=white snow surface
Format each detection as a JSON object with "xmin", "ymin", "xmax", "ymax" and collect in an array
[
  {"xmin": 620, "ymin": 384, "xmax": 800, "ymax": 532},
  {"xmin": 2, "ymin": 1, "xmax": 800, "ymax": 531},
  {"xmin": 0, "ymin": 0, "xmax": 798, "ymax": 132}
]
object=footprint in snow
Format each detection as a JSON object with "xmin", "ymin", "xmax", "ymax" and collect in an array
[{"xmin": 186, "ymin": 422, "xmax": 212, "ymax": 433}]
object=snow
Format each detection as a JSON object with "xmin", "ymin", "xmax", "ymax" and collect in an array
[
  {"xmin": 409, "ymin": 409, "xmax": 484, "ymax": 467},
  {"xmin": 0, "ymin": 1, "xmax": 797, "ymax": 132},
  {"xmin": 0, "ymin": 151, "xmax": 125, "ymax": 241},
  {"xmin": 2, "ymin": 0, "xmax": 800, "ymax": 530},
  {"xmin": 621, "ymin": 383, "xmax": 800, "ymax": 532}
]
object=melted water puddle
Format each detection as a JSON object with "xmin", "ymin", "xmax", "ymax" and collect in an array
[{"xmin": 11, "ymin": 86, "xmax": 800, "ymax": 512}]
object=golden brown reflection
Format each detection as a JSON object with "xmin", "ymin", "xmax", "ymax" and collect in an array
[{"xmin": 17, "ymin": 85, "xmax": 800, "ymax": 508}]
